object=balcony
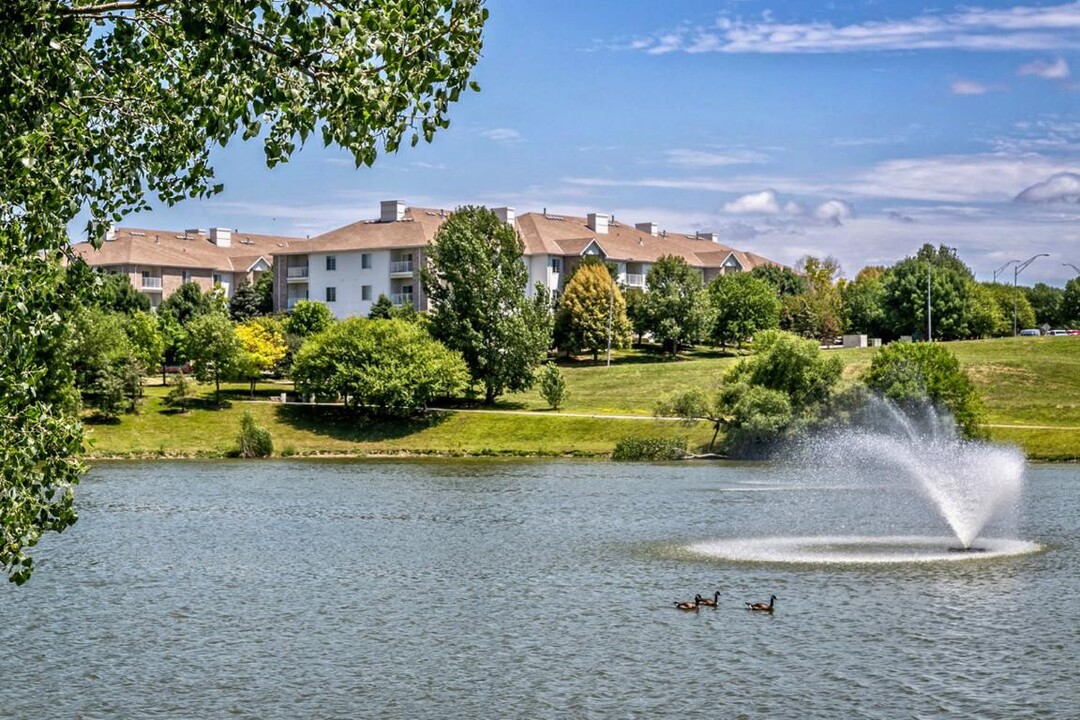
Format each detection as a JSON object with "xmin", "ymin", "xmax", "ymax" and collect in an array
[
  {"xmin": 624, "ymin": 273, "xmax": 645, "ymax": 287},
  {"xmin": 141, "ymin": 276, "xmax": 163, "ymax": 290},
  {"xmin": 286, "ymin": 266, "xmax": 309, "ymax": 281},
  {"xmin": 392, "ymin": 292, "xmax": 413, "ymax": 307},
  {"xmin": 389, "ymin": 260, "xmax": 414, "ymax": 278}
]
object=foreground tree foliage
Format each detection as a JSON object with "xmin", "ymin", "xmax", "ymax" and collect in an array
[
  {"xmin": 423, "ymin": 206, "xmax": 551, "ymax": 404},
  {"xmin": 292, "ymin": 318, "xmax": 468, "ymax": 414},
  {"xmin": 864, "ymin": 342, "xmax": 984, "ymax": 438},
  {"xmin": 1, "ymin": 0, "xmax": 485, "ymax": 583},
  {"xmin": 184, "ymin": 313, "xmax": 242, "ymax": 405},
  {"xmin": 235, "ymin": 317, "xmax": 288, "ymax": 397}
]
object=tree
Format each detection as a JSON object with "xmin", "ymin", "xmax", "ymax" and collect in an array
[
  {"xmin": 229, "ymin": 281, "xmax": 264, "ymax": 322},
  {"xmin": 368, "ymin": 294, "xmax": 395, "ymax": 320},
  {"xmin": 1062, "ymin": 277, "xmax": 1080, "ymax": 327},
  {"xmin": 94, "ymin": 272, "xmax": 151, "ymax": 315},
  {"xmin": 285, "ymin": 300, "xmax": 335, "ymax": 338},
  {"xmin": 881, "ymin": 246, "xmax": 978, "ymax": 341},
  {"xmin": 252, "ymin": 271, "xmax": 274, "ymax": 316},
  {"xmin": 864, "ymin": 341, "xmax": 984, "ymax": 438},
  {"xmin": 158, "ymin": 282, "xmax": 213, "ymax": 327},
  {"xmin": 184, "ymin": 313, "xmax": 241, "ymax": 405},
  {"xmin": 538, "ymin": 363, "xmax": 568, "ymax": 410},
  {"xmin": 708, "ymin": 272, "xmax": 780, "ymax": 349},
  {"xmin": 165, "ymin": 372, "xmax": 196, "ymax": 413},
  {"xmin": 841, "ymin": 268, "xmax": 887, "ymax": 338},
  {"xmin": 423, "ymin": 206, "xmax": 550, "ymax": 404},
  {"xmin": 555, "ymin": 262, "xmax": 631, "ymax": 361},
  {"xmin": 790, "ymin": 255, "xmax": 843, "ymax": 343},
  {"xmin": 750, "ymin": 265, "xmax": 808, "ymax": 296},
  {"xmin": 981, "ymin": 282, "xmax": 1034, "ymax": 336},
  {"xmin": 292, "ymin": 318, "xmax": 468, "ymax": 414},
  {"xmin": 623, "ymin": 288, "xmax": 649, "ymax": 345},
  {"xmin": 235, "ymin": 317, "xmax": 288, "ymax": 397},
  {"xmin": 641, "ymin": 255, "xmax": 711, "ymax": 355},
  {"xmin": 2, "ymin": 0, "xmax": 485, "ymax": 582},
  {"xmin": 724, "ymin": 330, "xmax": 844, "ymax": 413},
  {"xmin": 1026, "ymin": 283, "xmax": 1064, "ymax": 328},
  {"xmin": 125, "ymin": 311, "xmax": 165, "ymax": 382}
]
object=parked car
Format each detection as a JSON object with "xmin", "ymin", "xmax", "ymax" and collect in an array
[
  {"xmin": 1048, "ymin": 329, "xmax": 1070, "ymax": 336},
  {"xmin": 1068, "ymin": 329, "xmax": 1080, "ymax": 336},
  {"xmin": 1019, "ymin": 328, "xmax": 1042, "ymax": 336}
]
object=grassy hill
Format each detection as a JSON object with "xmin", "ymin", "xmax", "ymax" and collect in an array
[{"xmin": 83, "ymin": 336, "xmax": 1080, "ymax": 461}]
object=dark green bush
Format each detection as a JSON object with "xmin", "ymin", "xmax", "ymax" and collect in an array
[
  {"xmin": 612, "ymin": 436, "xmax": 687, "ymax": 461},
  {"xmin": 237, "ymin": 410, "xmax": 273, "ymax": 458}
]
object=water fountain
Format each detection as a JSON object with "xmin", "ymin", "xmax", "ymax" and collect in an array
[{"xmin": 689, "ymin": 397, "xmax": 1041, "ymax": 564}]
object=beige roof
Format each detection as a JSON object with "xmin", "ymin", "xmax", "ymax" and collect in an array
[
  {"xmin": 71, "ymin": 227, "xmax": 303, "ymax": 273},
  {"xmin": 275, "ymin": 206, "xmax": 451, "ymax": 255},
  {"xmin": 515, "ymin": 212, "xmax": 785, "ymax": 270}
]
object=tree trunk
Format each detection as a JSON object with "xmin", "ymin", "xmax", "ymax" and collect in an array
[
  {"xmin": 484, "ymin": 384, "xmax": 496, "ymax": 406},
  {"xmin": 709, "ymin": 420, "xmax": 721, "ymax": 452},
  {"xmin": 215, "ymin": 371, "xmax": 221, "ymax": 405},
  {"xmin": 250, "ymin": 377, "xmax": 256, "ymax": 399}
]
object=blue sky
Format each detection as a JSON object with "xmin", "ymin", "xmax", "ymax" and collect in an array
[{"xmin": 119, "ymin": 0, "xmax": 1079, "ymax": 286}]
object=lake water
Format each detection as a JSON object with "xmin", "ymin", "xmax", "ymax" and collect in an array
[{"xmin": 3, "ymin": 460, "xmax": 1078, "ymax": 718}]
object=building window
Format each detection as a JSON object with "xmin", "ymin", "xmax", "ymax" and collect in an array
[
  {"xmin": 550, "ymin": 257, "xmax": 562, "ymax": 273},
  {"xmin": 326, "ymin": 287, "xmax": 337, "ymax": 302},
  {"xmin": 182, "ymin": 270, "xmax": 191, "ymax": 283},
  {"xmin": 361, "ymin": 253, "xmax": 372, "ymax": 269},
  {"xmin": 361, "ymin": 285, "xmax": 372, "ymax": 301},
  {"xmin": 212, "ymin": 273, "xmax": 223, "ymax": 286},
  {"xmin": 326, "ymin": 255, "xmax": 336, "ymax": 271}
]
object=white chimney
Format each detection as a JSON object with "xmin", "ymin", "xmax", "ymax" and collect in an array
[
  {"xmin": 695, "ymin": 231, "xmax": 716, "ymax": 243},
  {"xmin": 102, "ymin": 224, "xmax": 116, "ymax": 242},
  {"xmin": 635, "ymin": 222, "xmax": 658, "ymax": 237},
  {"xmin": 380, "ymin": 200, "xmax": 406, "ymax": 223},
  {"xmin": 493, "ymin": 206, "xmax": 515, "ymax": 226},
  {"xmin": 209, "ymin": 227, "xmax": 232, "ymax": 247},
  {"xmin": 587, "ymin": 212, "xmax": 609, "ymax": 234},
  {"xmin": 184, "ymin": 228, "xmax": 207, "ymax": 238}
]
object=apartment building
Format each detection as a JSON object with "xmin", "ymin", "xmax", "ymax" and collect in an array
[
  {"xmin": 270, "ymin": 201, "xmax": 785, "ymax": 317},
  {"xmin": 70, "ymin": 201, "xmax": 784, "ymax": 316},
  {"xmin": 70, "ymin": 226, "xmax": 303, "ymax": 308}
]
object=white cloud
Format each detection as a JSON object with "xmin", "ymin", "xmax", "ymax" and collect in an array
[
  {"xmin": 1014, "ymin": 171, "xmax": 1080, "ymax": 202},
  {"xmin": 1018, "ymin": 57, "xmax": 1072, "ymax": 78},
  {"xmin": 627, "ymin": 2, "xmax": 1080, "ymax": 54},
  {"xmin": 480, "ymin": 128, "xmax": 521, "ymax": 143},
  {"xmin": 951, "ymin": 80, "xmax": 989, "ymax": 95},
  {"xmin": 813, "ymin": 199, "xmax": 855, "ymax": 225},
  {"xmin": 722, "ymin": 189, "xmax": 803, "ymax": 215},
  {"xmin": 666, "ymin": 148, "xmax": 770, "ymax": 167}
]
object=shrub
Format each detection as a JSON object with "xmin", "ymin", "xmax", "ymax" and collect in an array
[
  {"xmin": 538, "ymin": 362, "xmax": 568, "ymax": 410},
  {"xmin": 612, "ymin": 436, "xmax": 688, "ymax": 461},
  {"xmin": 237, "ymin": 410, "xmax": 273, "ymax": 458},
  {"xmin": 165, "ymin": 372, "xmax": 195, "ymax": 412}
]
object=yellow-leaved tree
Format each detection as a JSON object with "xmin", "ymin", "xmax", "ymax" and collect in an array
[
  {"xmin": 236, "ymin": 317, "xmax": 288, "ymax": 398},
  {"xmin": 556, "ymin": 261, "xmax": 631, "ymax": 361}
]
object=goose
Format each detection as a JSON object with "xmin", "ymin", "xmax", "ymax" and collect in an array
[
  {"xmin": 746, "ymin": 595, "xmax": 777, "ymax": 612},
  {"xmin": 675, "ymin": 594, "xmax": 702, "ymax": 611},
  {"xmin": 697, "ymin": 591, "xmax": 721, "ymax": 607}
]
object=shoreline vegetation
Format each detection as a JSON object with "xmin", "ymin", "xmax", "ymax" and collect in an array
[{"xmin": 83, "ymin": 336, "xmax": 1080, "ymax": 463}]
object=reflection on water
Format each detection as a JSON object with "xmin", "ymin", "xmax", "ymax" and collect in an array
[{"xmin": 1, "ymin": 460, "xmax": 1077, "ymax": 719}]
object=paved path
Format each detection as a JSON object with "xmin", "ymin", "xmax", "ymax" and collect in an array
[{"xmin": 984, "ymin": 423, "xmax": 1080, "ymax": 430}]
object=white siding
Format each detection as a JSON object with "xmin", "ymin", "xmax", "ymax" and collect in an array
[{"xmin": 307, "ymin": 249, "xmax": 394, "ymax": 318}]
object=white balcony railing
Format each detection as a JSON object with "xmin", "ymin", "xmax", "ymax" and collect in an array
[
  {"xmin": 286, "ymin": 266, "xmax": 309, "ymax": 279},
  {"xmin": 625, "ymin": 273, "xmax": 645, "ymax": 287},
  {"xmin": 141, "ymin": 276, "xmax": 163, "ymax": 290},
  {"xmin": 389, "ymin": 260, "xmax": 414, "ymax": 274},
  {"xmin": 392, "ymin": 293, "xmax": 413, "ymax": 307}
]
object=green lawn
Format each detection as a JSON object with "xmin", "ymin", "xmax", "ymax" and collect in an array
[{"xmin": 84, "ymin": 337, "xmax": 1080, "ymax": 460}]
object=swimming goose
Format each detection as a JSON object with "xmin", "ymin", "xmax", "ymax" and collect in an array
[
  {"xmin": 746, "ymin": 595, "xmax": 777, "ymax": 612},
  {"xmin": 675, "ymin": 595, "xmax": 702, "ymax": 611},
  {"xmin": 697, "ymin": 591, "xmax": 721, "ymax": 607}
]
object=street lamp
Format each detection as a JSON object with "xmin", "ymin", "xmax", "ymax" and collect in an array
[
  {"xmin": 1064, "ymin": 262, "xmax": 1080, "ymax": 276},
  {"xmin": 1013, "ymin": 253, "xmax": 1050, "ymax": 336},
  {"xmin": 993, "ymin": 260, "xmax": 1017, "ymax": 283}
]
